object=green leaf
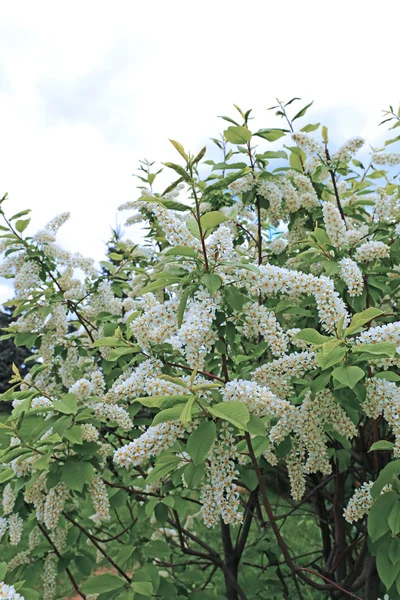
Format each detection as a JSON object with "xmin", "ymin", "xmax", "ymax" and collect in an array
[
  {"xmin": 53, "ymin": 393, "xmax": 78, "ymax": 415},
  {"xmin": 344, "ymin": 308, "xmax": 383, "ymax": 336},
  {"xmin": 186, "ymin": 218, "xmax": 201, "ymax": 240},
  {"xmin": 169, "ymin": 139, "xmax": 188, "ymax": 161},
  {"xmin": 247, "ymin": 414, "xmax": 266, "ymax": 436},
  {"xmin": 183, "ymin": 462, "xmax": 205, "ymax": 487},
  {"xmin": 15, "ymin": 218, "xmax": 30, "ymax": 233},
  {"xmin": 201, "ymin": 273, "xmax": 222, "ymax": 293},
  {"xmin": 81, "ymin": 573, "xmax": 125, "ymax": 594},
  {"xmin": 180, "ymin": 395, "xmax": 197, "ymax": 425},
  {"xmin": 145, "ymin": 456, "xmax": 181, "ymax": 486},
  {"xmin": 255, "ymin": 129, "xmax": 287, "ymax": 142},
  {"xmin": 213, "ymin": 162, "xmax": 249, "ymax": 170},
  {"xmin": 293, "ymin": 328, "xmax": 331, "ymax": 345},
  {"xmin": 369, "ymin": 441, "xmax": 394, "ymax": 452},
  {"xmin": 300, "ymin": 123, "xmax": 320, "ymax": 133},
  {"xmin": 372, "ymin": 460, "xmax": 400, "ymax": 498},
  {"xmin": 389, "ymin": 502, "xmax": 400, "ymax": 536},
  {"xmin": 31, "ymin": 452, "xmax": 52, "ymax": 472},
  {"xmin": 140, "ymin": 278, "xmax": 182, "ymax": 294},
  {"xmin": 151, "ymin": 404, "xmax": 200, "ymax": 426},
  {"xmin": 187, "ymin": 421, "xmax": 216, "ymax": 465},
  {"xmin": 375, "ymin": 371, "xmax": 400, "ymax": 382},
  {"xmin": 368, "ymin": 491, "xmax": 397, "ymax": 542},
  {"xmin": 164, "ymin": 246, "xmax": 198, "ymax": 258},
  {"xmin": 224, "ymin": 126, "xmax": 252, "ymax": 144},
  {"xmin": 352, "ymin": 342, "xmax": 397, "ymax": 358},
  {"xmin": 200, "ymin": 211, "xmax": 229, "ymax": 232},
  {"xmin": 136, "ymin": 395, "xmax": 191, "ymax": 409},
  {"xmin": 331, "ymin": 366, "xmax": 364, "ymax": 389},
  {"xmin": 108, "ymin": 347, "xmax": 138, "ymax": 361},
  {"xmin": 63, "ymin": 425, "xmax": 83, "ymax": 445},
  {"xmin": 224, "ymin": 286, "xmax": 250, "ymax": 311},
  {"xmin": 377, "ymin": 540, "xmax": 399, "ymax": 590},
  {"xmin": 192, "ymin": 146, "xmax": 207, "ymax": 165},
  {"xmin": 0, "ymin": 562, "xmax": 7, "ymax": 581},
  {"xmin": 90, "ymin": 336, "xmax": 128, "ymax": 348},
  {"xmin": 256, "ymin": 150, "xmax": 288, "ymax": 160},
  {"xmin": 292, "ymin": 101, "xmax": 314, "ymax": 121},
  {"xmin": 131, "ymin": 581, "xmax": 153, "ymax": 596},
  {"xmin": 316, "ymin": 346, "xmax": 346, "ymax": 370},
  {"xmin": 62, "ymin": 461, "xmax": 86, "ymax": 492},
  {"xmin": 177, "ymin": 287, "xmax": 192, "ymax": 327},
  {"xmin": 0, "ymin": 468, "xmax": 15, "ymax": 484},
  {"xmin": 163, "ymin": 162, "xmax": 192, "ymax": 183},
  {"xmin": 389, "ymin": 538, "xmax": 400, "ymax": 565},
  {"xmin": 209, "ymin": 401, "xmax": 250, "ymax": 430}
]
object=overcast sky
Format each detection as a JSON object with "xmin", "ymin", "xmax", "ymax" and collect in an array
[{"xmin": 0, "ymin": 0, "xmax": 399, "ymax": 301}]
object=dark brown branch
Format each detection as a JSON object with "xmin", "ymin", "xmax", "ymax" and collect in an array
[
  {"xmin": 63, "ymin": 512, "xmax": 131, "ymax": 584},
  {"xmin": 37, "ymin": 522, "xmax": 86, "ymax": 599}
]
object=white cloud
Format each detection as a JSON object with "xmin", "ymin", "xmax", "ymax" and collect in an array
[{"xmin": 0, "ymin": 0, "xmax": 398, "ymax": 273}]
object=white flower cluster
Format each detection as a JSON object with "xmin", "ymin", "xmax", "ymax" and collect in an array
[
  {"xmin": 130, "ymin": 295, "xmax": 178, "ymax": 350},
  {"xmin": 343, "ymin": 481, "xmax": 374, "ymax": 523},
  {"xmin": 167, "ymin": 288, "xmax": 220, "ymax": 368},
  {"xmin": 114, "ymin": 420, "xmax": 187, "ymax": 468},
  {"xmin": 222, "ymin": 379, "xmax": 292, "ymax": 420},
  {"xmin": 374, "ymin": 187, "xmax": 400, "ymax": 223},
  {"xmin": 356, "ymin": 321, "xmax": 400, "ymax": 346},
  {"xmin": 45, "ymin": 212, "xmax": 71, "ymax": 234},
  {"xmin": 13, "ymin": 260, "xmax": 41, "ymax": 299},
  {"xmin": 257, "ymin": 180, "xmax": 283, "ymax": 223},
  {"xmin": 43, "ymin": 483, "xmax": 69, "ymax": 530},
  {"xmin": 42, "ymin": 553, "xmax": 57, "ymax": 600},
  {"xmin": 321, "ymin": 202, "xmax": 348, "ymax": 248},
  {"xmin": 273, "ymin": 391, "xmax": 356, "ymax": 500},
  {"xmin": 201, "ymin": 423, "xmax": 242, "ymax": 527},
  {"xmin": 257, "ymin": 171, "xmax": 319, "ymax": 224},
  {"xmin": 24, "ymin": 472, "xmax": 47, "ymax": 522},
  {"xmin": 363, "ymin": 378, "xmax": 400, "ymax": 456},
  {"xmin": 229, "ymin": 174, "xmax": 254, "ymax": 196},
  {"xmin": 105, "ymin": 358, "xmax": 163, "ymax": 403},
  {"xmin": 206, "ymin": 225, "xmax": 235, "ymax": 262},
  {"xmin": 81, "ymin": 423, "xmax": 100, "ymax": 442},
  {"xmin": 7, "ymin": 551, "xmax": 32, "ymax": 571},
  {"xmin": 242, "ymin": 303, "xmax": 288, "ymax": 356},
  {"xmin": 89, "ymin": 281, "xmax": 122, "ymax": 316},
  {"xmin": 333, "ymin": 137, "xmax": 364, "ymax": 163},
  {"xmin": 372, "ymin": 152, "xmax": 400, "ymax": 166},
  {"xmin": 2, "ymin": 484, "xmax": 16, "ymax": 515},
  {"xmin": 292, "ymin": 133, "xmax": 324, "ymax": 156},
  {"xmin": 269, "ymin": 237, "xmax": 288, "ymax": 255},
  {"xmin": 69, "ymin": 378, "xmax": 93, "ymax": 400},
  {"xmin": 90, "ymin": 474, "xmax": 110, "ymax": 524},
  {"xmin": 0, "ymin": 517, "xmax": 7, "ymax": 538},
  {"xmin": 353, "ymin": 241, "xmax": 391, "ymax": 263},
  {"xmin": 8, "ymin": 514, "xmax": 23, "ymax": 546},
  {"xmin": 94, "ymin": 402, "xmax": 133, "ymax": 431},
  {"xmin": 253, "ymin": 351, "xmax": 317, "ymax": 397},
  {"xmin": 152, "ymin": 205, "xmax": 201, "ymax": 250},
  {"xmin": 338, "ymin": 258, "xmax": 364, "ymax": 296},
  {"xmin": 243, "ymin": 263, "xmax": 348, "ymax": 333},
  {"xmin": 0, "ymin": 582, "xmax": 24, "ymax": 600}
]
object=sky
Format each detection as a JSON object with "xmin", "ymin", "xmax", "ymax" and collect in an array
[{"xmin": 0, "ymin": 0, "xmax": 399, "ymax": 301}]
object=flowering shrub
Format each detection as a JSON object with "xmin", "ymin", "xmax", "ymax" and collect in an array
[{"xmin": 0, "ymin": 99, "xmax": 400, "ymax": 599}]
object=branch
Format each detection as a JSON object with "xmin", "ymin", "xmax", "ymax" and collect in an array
[
  {"xmin": 37, "ymin": 522, "xmax": 86, "ymax": 600},
  {"xmin": 63, "ymin": 512, "xmax": 131, "ymax": 584}
]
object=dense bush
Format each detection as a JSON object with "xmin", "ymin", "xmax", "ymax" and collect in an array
[{"xmin": 0, "ymin": 100, "xmax": 399, "ymax": 600}]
